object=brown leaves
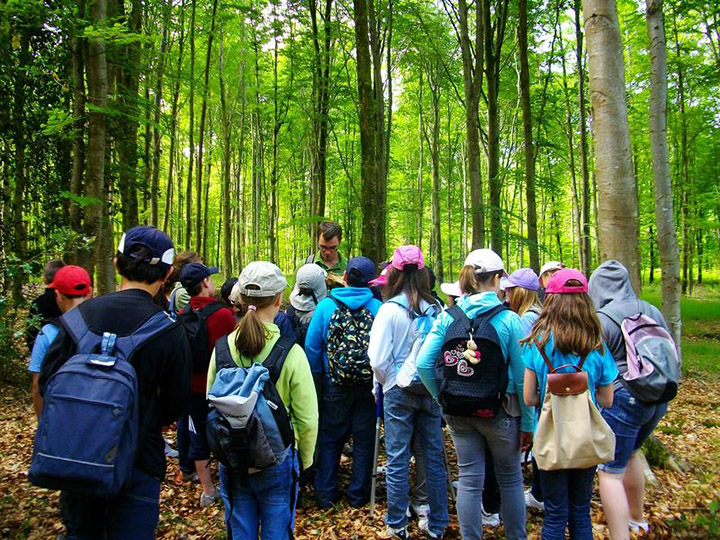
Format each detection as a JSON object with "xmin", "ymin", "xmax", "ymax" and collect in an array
[{"xmin": 1, "ymin": 377, "xmax": 718, "ymax": 538}]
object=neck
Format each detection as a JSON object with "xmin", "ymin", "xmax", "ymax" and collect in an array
[
  {"xmin": 120, "ymin": 278, "xmax": 161, "ymax": 297},
  {"xmin": 323, "ymin": 253, "xmax": 339, "ymax": 266},
  {"xmin": 256, "ymin": 306, "xmax": 277, "ymax": 325}
]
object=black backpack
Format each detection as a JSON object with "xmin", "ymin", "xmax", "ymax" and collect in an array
[
  {"xmin": 177, "ymin": 302, "xmax": 224, "ymax": 374},
  {"xmin": 435, "ymin": 305, "xmax": 509, "ymax": 417},
  {"xmin": 285, "ymin": 305, "xmax": 311, "ymax": 350}
]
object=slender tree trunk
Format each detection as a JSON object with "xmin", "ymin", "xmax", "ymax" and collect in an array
[
  {"xmin": 417, "ymin": 75, "xmax": 424, "ymax": 247},
  {"xmin": 70, "ymin": 1, "xmax": 87, "ymax": 245},
  {"xmin": 575, "ymin": 0, "xmax": 592, "ymax": 274},
  {"xmin": 518, "ymin": 0, "xmax": 539, "ymax": 271},
  {"xmin": 427, "ymin": 67, "xmax": 443, "ymax": 283},
  {"xmin": 561, "ymin": 51, "xmax": 583, "ymax": 267},
  {"xmin": 195, "ymin": 0, "xmax": 219, "ymax": 255},
  {"xmin": 151, "ymin": 1, "xmax": 170, "ymax": 227},
  {"xmin": 646, "ymin": 0, "xmax": 681, "ymax": 349},
  {"xmin": 583, "ymin": 0, "xmax": 641, "ymax": 291},
  {"xmin": 219, "ymin": 33, "xmax": 233, "ymax": 277},
  {"xmin": 185, "ymin": 0, "xmax": 196, "ymax": 249}
]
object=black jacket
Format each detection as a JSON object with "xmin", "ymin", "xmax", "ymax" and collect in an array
[
  {"xmin": 27, "ymin": 288, "xmax": 62, "ymax": 349},
  {"xmin": 40, "ymin": 288, "xmax": 192, "ymax": 479}
]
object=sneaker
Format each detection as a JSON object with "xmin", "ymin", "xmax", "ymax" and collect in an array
[
  {"xmin": 629, "ymin": 519, "xmax": 650, "ymax": 534},
  {"xmin": 481, "ymin": 506, "xmax": 501, "ymax": 528},
  {"xmin": 200, "ymin": 489, "xmax": 221, "ymax": 508},
  {"xmin": 385, "ymin": 525, "xmax": 409, "ymax": 539},
  {"xmin": 181, "ymin": 470, "xmax": 198, "ymax": 482},
  {"xmin": 411, "ymin": 503, "xmax": 430, "ymax": 519},
  {"xmin": 164, "ymin": 441, "xmax": 178, "ymax": 459},
  {"xmin": 525, "ymin": 488, "xmax": 545, "ymax": 511},
  {"xmin": 418, "ymin": 517, "xmax": 443, "ymax": 539}
]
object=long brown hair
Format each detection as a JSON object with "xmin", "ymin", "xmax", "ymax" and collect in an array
[
  {"xmin": 458, "ymin": 265, "xmax": 502, "ymax": 295},
  {"xmin": 384, "ymin": 266, "xmax": 438, "ymax": 314},
  {"xmin": 522, "ymin": 288, "xmax": 603, "ymax": 357},
  {"xmin": 508, "ymin": 287, "xmax": 541, "ymax": 317},
  {"xmin": 234, "ymin": 293, "xmax": 280, "ymax": 358}
]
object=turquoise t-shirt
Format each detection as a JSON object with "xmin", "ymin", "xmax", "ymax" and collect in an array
[
  {"xmin": 523, "ymin": 333, "xmax": 618, "ymax": 409},
  {"xmin": 29, "ymin": 322, "xmax": 60, "ymax": 373}
]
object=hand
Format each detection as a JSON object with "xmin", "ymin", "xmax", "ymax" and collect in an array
[{"xmin": 520, "ymin": 431, "xmax": 533, "ymax": 453}]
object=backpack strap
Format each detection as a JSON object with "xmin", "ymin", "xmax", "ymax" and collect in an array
[
  {"xmin": 532, "ymin": 336, "xmax": 586, "ymax": 373},
  {"xmin": 60, "ymin": 307, "xmax": 102, "ymax": 354},
  {"xmin": 168, "ymin": 289, "xmax": 178, "ymax": 317},
  {"xmin": 112, "ymin": 311, "xmax": 177, "ymax": 360},
  {"xmin": 214, "ymin": 335, "xmax": 236, "ymax": 371},
  {"xmin": 470, "ymin": 304, "xmax": 508, "ymax": 335},
  {"xmin": 305, "ymin": 253, "xmax": 316, "ymax": 265},
  {"xmin": 262, "ymin": 336, "xmax": 296, "ymax": 384},
  {"xmin": 199, "ymin": 301, "xmax": 224, "ymax": 318}
]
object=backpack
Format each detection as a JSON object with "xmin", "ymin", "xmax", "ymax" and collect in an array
[
  {"xmin": 532, "ymin": 337, "xmax": 616, "ymax": 471},
  {"xmin": 388, "ymin": 296, "xmax": 439, "ymax": 395},
  {"xmin": 29, "ymin": 308, "xmax": 175, "ymax": 497},
  {"xmin": 286, "ymin": 305, "xmax": 311, "ymax": 350},
  {"xmin": 326, "ymin": 297, "xmax": 374, "ymax": 386},
  {"xmin": 177, "ymin": 302, "xmax": 224, "ymax": 374},
  {"xmin": 434, "ymin": 305, "xmax": 509, "ymax": 417},
  {"xmin": 206, "ymin": 335, "xmax": 295, "ymax": 476},
  {"xmin": 600, "ymin": 301, "xmax": 680, "ymax": 404}
]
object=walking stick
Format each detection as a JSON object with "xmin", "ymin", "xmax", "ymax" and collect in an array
[{"xmin": 369, "ymin": 384, "xmax": 384, "ymax": 519}]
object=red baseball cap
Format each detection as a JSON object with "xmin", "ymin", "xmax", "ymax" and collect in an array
[
  {"xmin": 545, "ymin": 268, "xmax": 588, "ymax": 294},
  {"xmin": 48, "ymin": 265, "xmax": 92, "ymax": 296}
]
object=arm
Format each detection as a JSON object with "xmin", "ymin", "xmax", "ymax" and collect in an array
[
  {"xmin": 523, "ymin": 368, "xmax": 539, "ymax": 407},
  {"xmin": 304, "ymin": 301, "xmax": 328, "ymax": 376},
  {"xmin": 156, "ymin": 325, "xmax": 192, "ymax": 426},
  {"xmin": 596, "ymin": 384, "xmax": 614, "ymax": 408},
  {"xmin": 595, "ymin": 344, "xmax": 619, "ymax": 408},
  {"xmin": 206, "ymin": 351, "xmax": 218, "ymax": 397},
  {"xmin": 368, "ymin": 304, "xmax": 394, "ymax": 385},
  {"xmin": 416, "ymin": 310, "xmax": 452, "ymax": 399},
  {"xmin": 39, "ymin": 326, "xmax": 75, "ymax": 395},
  {"xmin": 505, "ymin": 313, "xmax": 535, "ymax": 432},
  {"xmin": 32, "ymin": 373, "xmax": 43, "ymax": 419},
  {"xmin": 283, "ymin": 347, "xmax": 319, "ymax": 470}
]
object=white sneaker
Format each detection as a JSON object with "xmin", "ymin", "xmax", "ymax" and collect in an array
[
  {"xmin": 385, "ymin": 525, "xmax": 409, "ymax": 539},
  {"xmin": 411, "ymin": 503, "xmax": 430, "ymax": 519},
  {"xmin": 481, "ymin": 505, "xmax": 501, "ymax": 527},
  {"xmin": 629, "ymin": 519, "xmax": 650, "ymax": 534},
  {"xmin": 525, "ymin": 488, "xmax": 545, "ymax": 511},
  {"xmin": 199, "ymin": 489, "xmax": 220, "ymax": 508},
  {"xmin": 418, "ymin": 517, "xmax": 443, "ymax": 538}
]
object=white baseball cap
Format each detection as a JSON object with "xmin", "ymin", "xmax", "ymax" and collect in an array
[
  {"xmin": 540, "ymin": 260, "xmax": 563, "ymax": 276},
  {"xmin": 238, "ymin": 262, "xmax": 288, "ymax": 298},
  {"xmin": 440, "ymin": 281, "xmax": 461, "ymax": 297},
  {"xmin": 464, "ymin": 249, "xmax": 508, "ymax": 277}
]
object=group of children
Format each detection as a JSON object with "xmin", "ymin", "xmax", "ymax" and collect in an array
[{"xmin": 26, "ymin": 221, "xmax": 675, "ymax": 540}]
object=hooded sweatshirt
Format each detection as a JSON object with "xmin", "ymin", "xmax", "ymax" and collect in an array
[
  {"xmin": 416, "ymin": 291, "xmax": 535, "ymax": 433},
  {"xmin": 304, "ymin": 287, "xmax": 383, "ymax": 376},
  {"xmin": 588, "ymin": 260, "xmax": 670, "ymax": 390}
]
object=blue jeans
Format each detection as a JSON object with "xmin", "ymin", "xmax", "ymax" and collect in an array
[
  {"xmin": 446, "ymin": 411, "xmax": 526, "ymax": 540},
  {"xmin": 60, "ymin": 467, "xmax": 161, "ymax": 539},
  {"xmin": 599, "ymin": 386, "xmax": 668, "ymax": 473},
  {"xmin": 314, "ymin": 379, "xmax": 375, "ymax": 507},
  {"xmin": 219, "ymin": 453, "xmax": 299, "ymax": 540},
  {"xmin": 538, "ymin": 467, "xmax": 596, "ymax": 540},
  {"xmin": 383, "ymin": 386, "xmax": 449, "ymax": 535}
]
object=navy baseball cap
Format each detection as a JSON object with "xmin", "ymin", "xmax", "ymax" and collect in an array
[
  {"xmin": 345, "ymin": 256, "xmax": 376, "ymax": 287},
  {"xmin": 117, "ymin": 226, "xmax": 175, "ymax": 269},
  {"xmin": 180, "ymin": 262, "xmax": 219, "ymax": 288}
]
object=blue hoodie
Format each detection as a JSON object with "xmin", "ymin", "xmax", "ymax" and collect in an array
[
  {"xmin": 416, "ymin": 291, "xmax": 535, "ymax": 433},
  {"xmin": 305, "ymin": 287, "xmax": 383, "ymax": 376}
]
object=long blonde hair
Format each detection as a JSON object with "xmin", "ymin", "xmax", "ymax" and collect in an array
[{"xmin": 508, "ymin": 287, "xmax": 541, "ymax": 317}]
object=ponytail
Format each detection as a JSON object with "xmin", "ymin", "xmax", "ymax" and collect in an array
[
  {"xmin": 234, "ymin": 293, "xmax": 279, "ymax": 358},
  {"xmin": 458, "ymin": 265, "xmax": 502, "ymax": 295}
]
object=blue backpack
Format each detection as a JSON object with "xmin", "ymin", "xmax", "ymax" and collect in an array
[
  {"xmin": 206, "ymin": 335, "xmax": 295, "ymax": 476},
  {"xmin": 29, "ymin": 308, "xmax": 175, "ymax": 497}
]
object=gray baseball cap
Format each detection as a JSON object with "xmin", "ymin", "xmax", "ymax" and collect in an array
[
  {"xmin": 290, "ymin": 264, "xmax": 328, "ymax": 311},
  {"xmin": 238, "ymin": 262, "xmax": 288, "ymax": 298}
]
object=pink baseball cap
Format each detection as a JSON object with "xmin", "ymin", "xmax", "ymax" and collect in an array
[
  {"xmin": 369, "ymin": 266, "xmax": 390, "ymax": 287},
  {"xmin": 545, "ymin": 268, "xmax": 588, "ymax": 294},
  {"xmin": 391, "ymin": 245, "xmax": 425, "ymax": 271}
]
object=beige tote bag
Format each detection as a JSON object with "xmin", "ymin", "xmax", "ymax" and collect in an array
[{"xmin": 532, "ymin": 338, "xmax": 616, "ymax": 471}]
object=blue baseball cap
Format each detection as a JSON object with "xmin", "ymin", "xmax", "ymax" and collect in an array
[
  {"xmin": 180, "ymin": 262, "xmax": 219, "ymax": 288},
  {"xmin": 345, "ymin": 256, "xmax": 376, "ymax": 287},
  {"xmin": 117, "ymin": 226, "xmax": 174, "ymax": 269}
]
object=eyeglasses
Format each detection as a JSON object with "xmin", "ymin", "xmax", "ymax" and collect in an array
[{"xmin": 318, "ymin": 243, "xmax": 339, "ymax": 252}]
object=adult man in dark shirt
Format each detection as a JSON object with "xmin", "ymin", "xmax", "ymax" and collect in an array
[
  {"xmin": 26, "ymin": 259, "xmax": 65, "ymax": 349},
  {"xmin": 40, "ymin": 226, "xmax": 192, "ymax": 539}
]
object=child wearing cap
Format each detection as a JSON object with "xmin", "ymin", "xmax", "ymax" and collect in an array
[
  {"xmin": 26, "ymin": 259, "xmax": 65, "ymax": 350},
  {"xmin": 206, "ymin": 262, "xmax": 318, "ymax": 539},
  {"xmin": 28, "ymin": 265, "xmax": 92, "ymax": 419},
  {"xmin": 286, "ymin": 263, "xmax": 328, "ymax": 349},
  {"xmin": 39, "ymin": 226, "xmax": 192, "ymax": 538},
  {"xmin": 538, "ymin": 261, "xmax": 563, "ymax": 303},
  {"xmin": 304, "ymin": 256, "xmax": 382, "ymax": 509},
  {"xmin": 368, "ymin": 246, "xmax": 448, "ymax": 539},
  {"xmin": 415, "ymin": 248, "xmax": 534, "ymax": 539},
  {"xmin": 522, "ymin": 269, "xmax": 617, "ymax": 540}
]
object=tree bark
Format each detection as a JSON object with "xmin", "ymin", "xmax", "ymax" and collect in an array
[
  {"xmin": 151, "ymin": 1, "xmax": 171, "ymax": 227},
  {"xmin": 518, "ymin": 0, "xmax": 539, "ymax": 271},
  {"xmin": 185, "ymin": 0, "xmax": 196, "ymax": 249},
  {"xmin": 583, "ymin": 0, "xmax": 641, "ymax": 291},
  {"xmin": 69, "ymin": 0, "xmax": 87, "ymax": 244},
  {"xmin": 219, "ymin": 33, "xmax": 233, "ymax": 276},
  {"xmin": 575, "ymin": 0, "xmax": 592, "ymax": 275},
  {"xmin": 646, "ymin": 0, "xmax": 682, "ymax": 351}
]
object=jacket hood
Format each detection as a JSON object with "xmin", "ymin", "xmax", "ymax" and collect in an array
[
  {"xmin": 330, "ymin": 286, "xmax": 376, "ymax": 310},
  {"xmin": 588, "ymin": 260, "xmax": 636, "ymax": 309},
  {"xmin": 457, "ymin": 291, "xmax": 503, "ymax": 318}
]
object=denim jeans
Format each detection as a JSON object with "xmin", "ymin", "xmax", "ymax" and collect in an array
[
  {"xmin": 219, "ymin": 453, "xmax": 299, "ymax": 540},
  {"xmin": 410, "ymin": 433, "xmax": 428, "ymax": 508},
  {"xmin": 538, "ymin": 466, "xmax": 596, "ymax": 540},
  {"xmin": 314, "ymin": 378, "xmax": 375, "ymax": 507},
  {"xmin": 599, "ymin": 386, "xmax": 668, "ymax": 473},
  {"xmin": 176, "ymin": 416, "xmax": 193, "ymax": 474},
  {"xmin": 483, "ymin": 449, "xmax": 501, "ymax": 514},
  {"xmin": 446, "ymin": 411, "xmax": 526, "ymax": 540},
  {"xmin": 383, "ymin": 386, "xmax": 449, "ymax": 536},
  {"xmin": 60, "ymin": 467, "xmax": 161, "ymax": 539}
]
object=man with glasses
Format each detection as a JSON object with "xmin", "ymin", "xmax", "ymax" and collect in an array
[{"xmin": 306, "ymin": 221, "xmax": 347, "ymax": 276}]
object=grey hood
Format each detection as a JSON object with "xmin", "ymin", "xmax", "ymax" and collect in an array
[{"xmin": 588, "ymin": 260, "xmax": 637, "ymax": 310}]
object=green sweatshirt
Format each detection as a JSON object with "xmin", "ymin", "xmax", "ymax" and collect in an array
[{"xmin": 206, "ymin": 323, "xmax": 319, "ymax": 470}]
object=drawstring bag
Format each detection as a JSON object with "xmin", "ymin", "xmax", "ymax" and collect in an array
[{"xmin": 533, "ymin": 337, "xmax": 616, "ymax": 471}]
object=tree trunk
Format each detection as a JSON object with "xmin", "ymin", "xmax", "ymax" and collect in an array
[
  {"xmin": 427, "ymin": 67, "xmax": 443, "ymax": 283},
  {"xmin": 583, "ymin": 0, "xmax": 641, "ymax": 291},
  {"xmin": 417, "ymin": 75, "xmax": 424, "ymax": 247},
  {"xmin": 151, "ymin": 1, "xmax": 171, "ymax": 227},
  {"xmin": 69, "ymin": 1, "xmax": 87, "ymax": 245},
  {"xmin": 518, "ymin": 0, "xmax": 539, "ymax": 271},
  {"xmin": 647, "ymin": 0, "xmax": 682, "ymax": 350},
  {"xmin": 185, "ymin": 0, "xmax": 196, "ymax": 249},
  {"xmin": 219, "ymin": 33, "xmax": 233, "ymax": 277},
  {"xmin": 575, "ymin": 0, "xmax": 592, "ymax": 275},
  {"xmin": 456, "ymin": 0, "xmax": 485, "ymax": 249}
]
